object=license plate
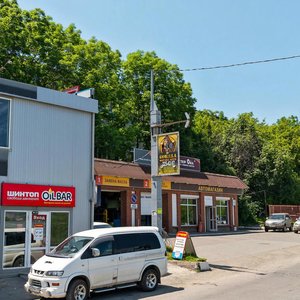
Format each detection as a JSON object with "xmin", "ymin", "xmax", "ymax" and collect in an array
[{"xmin": 29, "ymin": 286, "xmax": 41, "ymax": 294}]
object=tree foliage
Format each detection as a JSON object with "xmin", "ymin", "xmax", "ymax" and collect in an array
[{"xmin": 1, "ymin": 1, "xmax": 300, "ymax": 213}]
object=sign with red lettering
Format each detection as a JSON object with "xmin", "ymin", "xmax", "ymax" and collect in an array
[
  {"xmin": 1, "ymin": 183, "xmax": 75, "ymax": 207},
  {"xmin": 172, "ymin": 231, "xmax": 197, "ymax": 260},
  {"xmin": 172, "ymin": 231, "xmax": 188, "ymax": 260},
  {"xmin": 64, "ymin": 85, "xmax": 80, "ymax": 94}
]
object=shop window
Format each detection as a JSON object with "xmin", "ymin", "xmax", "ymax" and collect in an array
[
  {"xmin": 50, "ymin": 212, "xmax": 69, "ymax": 247},
  {"xmin": 0, "ymin": 148, "xmax": 8, "ymax": 176},
  {"xmin": 0, "ymin": 98, "xmax": 10, "ymax": 176},
  {"xmin": 3, "ymin": 211, "xmax": 27, "ymax": 268},
  {"xmin": 180, "ymin": 197, "xmax": 197, "ymax": 226},
  {"xmin": 216, "ymin": 199, "xmax": 229, "ymax": 225},
  {"xmin": 0, "ymin": 98, "xmax": 10, "ymax": 148}
]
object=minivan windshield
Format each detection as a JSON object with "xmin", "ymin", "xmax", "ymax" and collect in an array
[{"xmin": 47, "ymin": 236, "xmax": 93, "ymax": 258}]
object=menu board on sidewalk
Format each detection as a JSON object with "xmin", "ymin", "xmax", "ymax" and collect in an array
[{"xmin": 172, "ymin": 231, "xmax": 197, "ymax": 260}]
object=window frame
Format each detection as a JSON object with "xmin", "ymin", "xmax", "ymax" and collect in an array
[
  {"xmin": 50, "ymin": 211, "xmax": 70, "ymax": 249},
  {"xmin": 216, "ymin": 198, "xmax": 229, "ymax": 225},
  {"xmin": 180, "ymin": 195, "xmax": 198, "ymax": 226},
  {"xmin": 0, "ymin": 97, "xmax": 11, "ymax": 149}
]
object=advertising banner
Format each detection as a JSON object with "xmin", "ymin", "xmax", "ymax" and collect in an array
[
  {"xmin": 179, "ymin": 156, "xmax": 201, "ymax": 172},
  {"xmin": 157, "ymin": 132, "xmax": 180, "ymax": 176},
  {"xmin": 1, "ymin": 183, "xmax": 75, "ymax": 207},
  {"xmin": 172, "ymin": 231, "xmax": 197, "ymax": 260},
  {"xmin": 172, "ymin": 231, "xmax": 188, "ymax": 260}
]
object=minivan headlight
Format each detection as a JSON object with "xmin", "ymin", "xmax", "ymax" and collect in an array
[{"xmin": 45, "ymin": 271, "xmax": 64, "ymax": 277}]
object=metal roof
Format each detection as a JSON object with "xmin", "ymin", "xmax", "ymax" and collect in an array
[{"xmin": 94, "ymin": 158, "xmax": 248, "ymax": 190}]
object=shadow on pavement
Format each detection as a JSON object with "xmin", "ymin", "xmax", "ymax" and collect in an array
[
  {"xmin": 90, "ymin": 285, "xmax": 184, "ymax": 299},
  {"xmin": 0, "ymin": 274, "xmax": 183, "ymax": 300},
  {"xmin": 210, "ymin": 263, "xmax": 267, "ymax": 276},
  {"xmin": 0, "ymin": 275, "xmax": 35, "ymax": 300}
]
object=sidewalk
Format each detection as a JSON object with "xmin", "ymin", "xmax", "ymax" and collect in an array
[
  {"xmin": 168, "ymin": 227, "xmax": 263, "ymax": 238},
  {"xmin": 0, "ymin": 274, "xmax": 34, "ymax": 300}
]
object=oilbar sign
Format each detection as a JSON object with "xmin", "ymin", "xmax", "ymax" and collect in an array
[{"xmin": 1, "ymin": 183, "xmax": 76, "ymax": 207}]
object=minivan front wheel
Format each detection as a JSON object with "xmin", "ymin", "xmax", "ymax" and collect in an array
[
  {"xmin": 138, "ymin": 269, "xmax": 159, "ymax": 292},
  {"xmin": 66, "ymin": 279, "xmax": 88, "ymax": 300}
]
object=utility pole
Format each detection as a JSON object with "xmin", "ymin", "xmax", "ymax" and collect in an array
[
  {"xmin": 150, "ymin": 70, "xmax": 163, "ymax": 232},
  {"xmin": 149, "ymin": 70, "xmax": 190, "ymax": 233}
]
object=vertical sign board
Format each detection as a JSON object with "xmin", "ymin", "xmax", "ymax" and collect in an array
[
  {"xmin": 172, "ymin": 231, "xmax": 188, "ymax": 260},
  {"xmin": 131, "ymin": 192, "xmax": 138, "ymax": 226},
  {"xmin": 172, "ymin": 231, "xmax": 197, "ymax": 260},
  {"xmin": 157, "ymin": 132, "xmax": 180, "ymax": 176}
]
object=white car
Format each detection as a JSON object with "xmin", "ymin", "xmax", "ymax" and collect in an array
[
  {"xmin": 25, "ymin": 226, "xmax": 167, "ymax": 300},
  {"xmin": 293, "ymin": 217, "xmax": 300, "ymax": 233},
  {"xmin": 4, "ymin": 228, "xmax": 43, "ymax": 268},
  {"xmin": 264, "ymin": 213, "xmax": 292, "ymax": 232}
]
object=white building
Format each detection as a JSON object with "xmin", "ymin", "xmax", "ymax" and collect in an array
[{"xmin": 0, "ymin": 78, "xmax": 98, "ymax": 276}]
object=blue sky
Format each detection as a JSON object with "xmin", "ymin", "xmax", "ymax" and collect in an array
[{"xmin": 17, "ymin": 0, "xmax": 300, "ymax": 124}]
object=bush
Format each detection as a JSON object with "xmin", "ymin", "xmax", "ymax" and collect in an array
[{"xmin": 239, "ymin": 196, "xmax": 261, "ymax": 226}]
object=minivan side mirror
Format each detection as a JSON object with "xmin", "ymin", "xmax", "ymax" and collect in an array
[{"xmin": 91, "ymin": 248, "xmax": 100, "ymax": 257}]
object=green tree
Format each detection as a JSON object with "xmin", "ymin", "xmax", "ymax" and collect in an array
[
  {"xmin": 222, "ymin": 113, "xmax": 262, "ymax": 179},
  {"xmin": 192, "ymin": 109, "xmax": 232, "ymax": 173},
  {"xmin": 119, "ymin": 50, "xmax": 196, "ymax": 158}
]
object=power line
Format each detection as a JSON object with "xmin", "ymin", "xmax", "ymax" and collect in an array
[{"xmin": 180, "ymin": 54, "xmax": 300, "ymax": 72}]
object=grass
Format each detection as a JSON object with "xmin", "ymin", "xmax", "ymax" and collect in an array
[{"xmin": 166, "ymin": 245, "xmax": 206, "ymax": 262}]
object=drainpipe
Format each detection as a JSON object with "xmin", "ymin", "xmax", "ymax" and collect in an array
[{"xmin": 90, "ymin": 113, "xmax": 95, "ymax": 229}]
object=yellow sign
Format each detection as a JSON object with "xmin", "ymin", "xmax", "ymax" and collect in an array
[
  {"xmin": 157, "ymin": 132, "xmax": 180, "ymax": 176},
  {"xmin": 157, "ymin": 208, "xmax": 163, "ymax": 215},
  {"xmin": 144, "ymin": 180, "xmax": 171, "ymax": 190},
  {"xmin": 100, "ymin": 176, "xmax": 130, "ymax": 187},
  {"xmin": 162, "ymin": 181, "xmax": 171, "ymax": 190}
]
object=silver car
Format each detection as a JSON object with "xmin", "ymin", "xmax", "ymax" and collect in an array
[
  {"xmin": 293, "ymin": 217, "xmax": 300, "ymax": 233},
  {"xmin": 264, "ymin": 213, "xmax": 292, "ymax": 232}
]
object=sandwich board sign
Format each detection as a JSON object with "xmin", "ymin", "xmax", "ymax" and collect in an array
[{"xmin": 172, "ymin": 231, "xmax": 196, "ymax": 260}]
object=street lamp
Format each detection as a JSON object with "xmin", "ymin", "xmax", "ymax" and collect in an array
[{"xmin": 150, "ymin": 70, "xmax": 190, "ymax": 233}]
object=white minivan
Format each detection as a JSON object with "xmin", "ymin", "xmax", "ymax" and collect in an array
[{"xmin": 24, "ymin": 226, "xmax": 167, "ymax": 300}]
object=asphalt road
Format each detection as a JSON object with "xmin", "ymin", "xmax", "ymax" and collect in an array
[{"xmin": 2, "ymin": 230, "xmax": 300, "ymax": 300}]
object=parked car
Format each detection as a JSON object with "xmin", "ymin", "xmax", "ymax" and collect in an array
[
  {"xmin": 293, "ymin": 217, "xmax": 300, "ymax": 233},
  {"xmin": 93, "ymin": 222, "xmax": 112, "ymax": 229},
  {"xmin": 264, "ymin": 213, "xmax": 292, "ymax": 232},
  {"xmin": 4, "ymin": 228, "xmax": 43, "ymax": 268},
  {"xmin": 25, "ymin": 226, "xmax": 167, "ymax": 300}
]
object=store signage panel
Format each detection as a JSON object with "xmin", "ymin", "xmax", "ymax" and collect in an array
[
  {"xmin": 179, "ymin": 156, "xmax": 201, "ymax": 172},
  {"xmin": 134, "ymin": 148, "xmax": 200, "ymax": 172},
  {"xmin": 198, "ymin": 185, "xmax": 224, "ymax": 193},
  {"xmin": 1, "ymin": 183, "xmax": 75, "ymax": 207},
  {"xmin": 95, "ymin": 175, "xmax": 129, "ymax": 187},
  {"xmin": 143, "ymin": 179, "xmax": 171, "ymax": 190}
]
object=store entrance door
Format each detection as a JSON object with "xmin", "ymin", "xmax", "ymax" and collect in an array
[
  {"xmin": 206, "ymin": 206, "xmax": 217, "ymax": 232},
  {"xmin": 3, "ymin": 211, "xmax": 50, "ymax": 268},
  {"xmin": 94, "ymin": 191, "xmax": 121, "ymax": 227},
  {"xmin": 30, "ymin": 212, "xmax": 50, "ymax": 266}
]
